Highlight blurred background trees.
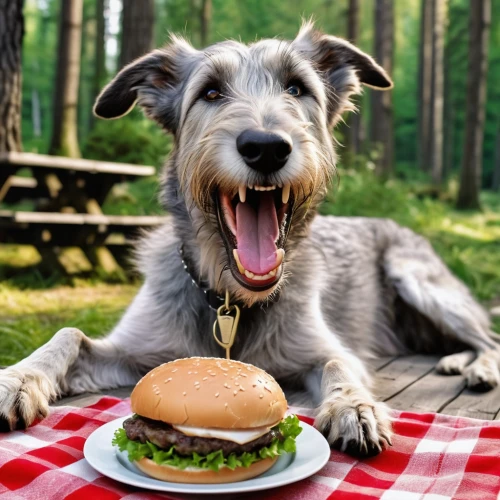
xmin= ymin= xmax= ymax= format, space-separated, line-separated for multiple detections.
xmin=11 ymin=0 xmax=500 ymax=205
xmin=0 ymin=0 xmax=24 ymax=153
xmin=48 ymin=0 xmax=83 ymax=157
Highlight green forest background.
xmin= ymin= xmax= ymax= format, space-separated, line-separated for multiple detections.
xmin=1 ymin=0 xmax=500 ymax=364
xmin=21 ymin=0 xmax=500 ymax=185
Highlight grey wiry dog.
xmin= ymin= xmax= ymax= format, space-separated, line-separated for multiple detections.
xmin=1 ymin=23 xmax=499 ymax=457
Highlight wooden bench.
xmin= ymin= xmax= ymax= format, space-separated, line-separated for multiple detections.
xmin=0 ymin=152 xmax=164 ymax=273
xmin=0 ymin=152 xmax=155 ymax=211
xmin=0 ymin=210 xmax=167 ymax=273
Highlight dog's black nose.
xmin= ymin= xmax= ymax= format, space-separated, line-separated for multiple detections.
xmin=236 ymin=129 xmax=292 ymax=173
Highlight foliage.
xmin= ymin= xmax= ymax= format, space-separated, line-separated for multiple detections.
xmin=83 ymin=112 xmax=171 ymax=168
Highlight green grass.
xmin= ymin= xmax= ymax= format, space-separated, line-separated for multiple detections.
xmin=0 ymin=283 xmax=138 ymax=366
xmin=1 ymin=164 xmax=499 ymax=365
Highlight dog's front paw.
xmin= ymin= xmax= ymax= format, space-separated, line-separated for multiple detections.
xmin=463 ymin=354 xmax=500 ymax=392
xmin=315 ymin=386 xmax=392 ymax=458
xmin=0 ymin=366 xmax=56 ymax=431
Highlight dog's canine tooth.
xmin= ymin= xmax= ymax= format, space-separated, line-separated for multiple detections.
xmin=282 ymin=184 xmax=291 ymax=204
xmin=233 ymin=249 xmax=246 ymax=274
xmin=239 ymin=185 xmax=247 ymax=203
xmin=245 ymin=270 xmax=255 ymax=278
xmin=276 ymin=248 xmax=285 ymax=266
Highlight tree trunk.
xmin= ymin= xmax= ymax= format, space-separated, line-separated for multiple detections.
xmin=345 ymin=0 xmax=362 ymax=156
xmin=0 ymin=0 xmax=24 ymax=153
xmin=370 ymin=0 xmax=394 ymax=177
xmin=49 ymin=0 xmax=83 ymax=158
xmin=492 ymin=129 xmax=500 ymax=191
xmin=119 ymin=0 xmax=154 ymax=68
xmin=200 ymin=0 xmax=212 ymax=47
xmin=93 ymin=0 xmax=106 ymax=104
xmin=430 ymin=0 xmax=445 ymax=185
xmin=456 ymin=0 xmax=491 ymax=210
xmin=418 ymin=0 xmax=433 ymax=171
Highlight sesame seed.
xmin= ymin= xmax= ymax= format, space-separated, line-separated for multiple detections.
xmin=183 ymin=391 xmax=187 ymax=396
xmin=194 ymin=381 xmax=200 ymax=385
xmin=210 ymin=373 xmax=216 ymax=376
xmin=203 ymin=377 xmax=208 ymax=381
xmin=196 ymin=386 xmax=200 ymax=390
xmin=215 ymin=392 xmax=220 ymax=397
xmin=164 ymin=378 xmax=172 ymax=383
xmin=223 ymin=373 xmax=228 ymax=377
xmin=259 ymin=394 xmax=264 ymax=398
xmin=234 ymin=381 xmax=239 ymax=386
xmin=233 ymin=390 xmax=238 ymax=395
xmin=225 ymin=403 xmax=228 ymax=407
xmin=239 ymin=386 xmax=245 ymax=391
xmin=172 ymin=368 xmax=178 ymax=372
xmin=188 ymin=371 xmax=192 ymax=374
xmin=240 ymin=373 xmax=247 ymax=377
xmin=224 ymin=383 xmax=230 ymax=388
xmin=194 ymin=371 xmax=198 ymax=374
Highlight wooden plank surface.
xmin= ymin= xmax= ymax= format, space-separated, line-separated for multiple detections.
xmin=386 ymin=370 xmax=466 ymax=413
xmin=0 ymin=210 xmax=167 ymax=227
xmin=440 ymin=385 xmax=500 ymax=420
xmin=0 ymin=152 xmax=155 ymax=177
xmin=373 ymin=355 xmax=438 ymax=401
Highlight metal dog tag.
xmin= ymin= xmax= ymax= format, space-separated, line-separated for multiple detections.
xmin=213 ymin=304 xmax=240 ymax=359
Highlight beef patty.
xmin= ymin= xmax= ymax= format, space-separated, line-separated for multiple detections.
xmin=123 ymin=415 xmax=282 ymax=456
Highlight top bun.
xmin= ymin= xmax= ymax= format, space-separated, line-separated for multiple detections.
xmin=131 ymin=357 xmax=287 ymax=429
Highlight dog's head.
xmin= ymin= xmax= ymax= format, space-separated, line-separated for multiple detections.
xmin=94 ymin=22 xmax=392 ymax=306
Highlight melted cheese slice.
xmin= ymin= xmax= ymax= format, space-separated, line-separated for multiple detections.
xmin=172 ymin=424 xmax=273 ymax=444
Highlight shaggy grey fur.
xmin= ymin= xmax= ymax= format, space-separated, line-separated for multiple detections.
xmin=1 ymin=22 xmax=499 ymax=458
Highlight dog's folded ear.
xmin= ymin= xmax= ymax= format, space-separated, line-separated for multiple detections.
xmin=293 ymin=22 xmax=393 ymax=90
xmin=94 ymin=36 xmax=198 ymax=129
xmin=292 ymin=21 xmax=392 ymax=124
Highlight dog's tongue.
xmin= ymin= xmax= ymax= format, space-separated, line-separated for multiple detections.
xmin=236 ymin=192 xmax=278 ymax=275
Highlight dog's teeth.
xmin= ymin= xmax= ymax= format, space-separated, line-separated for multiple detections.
xmin=269 ymin=269 xmax=276 ymax=277
xmin=233 ymin=250 xmax=245 ymax=274
xmin=276 ymin=248 xmax=285 ymax=266
xmin=239 ymin=185 xmax=246 ymax=203
xmin=245 ymin=270 xmax=255 ymax=278
xmin=282 ymin=184 xmax=290 ymax=204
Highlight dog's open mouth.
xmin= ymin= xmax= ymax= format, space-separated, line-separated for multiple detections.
xmin=216 ymin=184 xmax=293 ymax=291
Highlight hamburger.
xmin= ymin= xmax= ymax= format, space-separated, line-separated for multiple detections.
xmin=112 ymin=357 xmax=302 ymax=484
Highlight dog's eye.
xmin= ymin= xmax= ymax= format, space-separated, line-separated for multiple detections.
xmin=286 ymin=85 xmax=303 ymax=97
xmin=204 ymin=88 xmax=222 ymax=101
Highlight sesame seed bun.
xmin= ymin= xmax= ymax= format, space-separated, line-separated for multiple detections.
xmin=135 ymin=456 xmax=278 ymax=484
xmin=130 ymin=357 xmax=287 ymax=429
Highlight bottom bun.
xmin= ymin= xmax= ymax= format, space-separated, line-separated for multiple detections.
xmin=135 ymin=456 xmax=278 ymax=484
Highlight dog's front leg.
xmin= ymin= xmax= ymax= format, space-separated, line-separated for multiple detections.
xmin=0 ymin=327 xmax=138 ymax=431
xmin=315 ymin=356 xmax=392 ymax=457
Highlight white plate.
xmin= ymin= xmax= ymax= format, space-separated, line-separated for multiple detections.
xmin=84 ymin=415 xmax=331 ymax=494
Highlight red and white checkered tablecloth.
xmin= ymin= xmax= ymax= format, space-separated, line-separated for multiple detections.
xmin=0 ymin=397 xmax=499 ymax=499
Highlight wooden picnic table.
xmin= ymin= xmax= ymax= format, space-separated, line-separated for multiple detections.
xmin=0 ymin=152 xmax=166 ymax=273
xmin=54 ymin=355 xmax=500 ymax=420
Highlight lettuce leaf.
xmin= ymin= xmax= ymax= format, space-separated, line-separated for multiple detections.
xmin=112 ymin=414 xmax=302 ymax=472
